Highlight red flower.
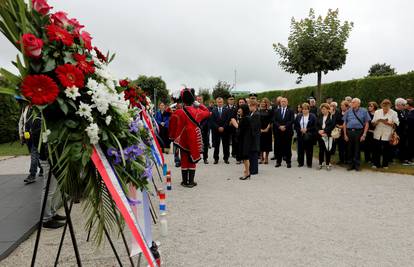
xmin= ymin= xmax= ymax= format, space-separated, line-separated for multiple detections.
xmin=55 ymin=64 xmax=84 ymax=88
xmin=119 ymin=79 xmax=129 ymax=87
xmin=80 ymin=31 xmax=92 ymax=50
xmin=51 ymin=11 xmax=70 ymax=28
xmin=73 ymin=54 xmax=95 ymax=74
xmin=21 ymin=75 xmax=59 ymax=105
xmin=46 ymin=24 xmax=74 ymax=46
xmin=32 ymin=0 xmax=52 ymax=16
xmin=21 ymin=33 xmax=43 ymax=58
xmin=93 ymin=47 xmax=107 ymax=62
xmin=69 ymin=18 xmax=84 ymax=35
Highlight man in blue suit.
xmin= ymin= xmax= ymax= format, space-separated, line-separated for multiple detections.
xmin=210 ymin=97 xmax=231 ymax=164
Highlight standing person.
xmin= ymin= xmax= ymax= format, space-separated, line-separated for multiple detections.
xmin=249 ymin=101 xmax=261 ymax=175
xmin=406 ymin=99 xmax=414 ymax=164
xmin=259 ymin=98 xmax=272 ymax=164
xmin=155 ymin=102 xmax=171 ymax=154
xmin=294 ymin=103 xmax=317 ymax=168
xmin=309 ymin=98 xmax=318 ymax=116
xmin=169 ymin=88 xmax=210 ymax=188
xmin=271 ymin=96 xmax=283 ymax=160
xmin=226 ymin=95 xmax=238 ymax=159
xmin=317 ymin=103 xmax=336 ymax=170
xmin=371 ymin=99 xmax=399 ymax=169
xmin=274 ymin=97 xmax=295 ymax=168
xmin=329 ymin=101 xmax=339 ymax=158
xmin=345 ymin=96 xmax=353 ymax=104
xmin=196 ymin=96 xmax=211 ymax=164
xmin=232 ymin=98 xmax=247 ymax=164
xmin=210 ymin=97 xmax=231 ymax=164
xmin=394 ymin=98 xmax=409 ymax=165
xmin=336 ymin=101 xmax=349 ymax=165
xmin=234 ymin=104 xmax=252 ymax=180
xmin=343 ymin=98 xmax=371 ymax=171
xmin=18 ymin=104 xmax=43 ymax=184
xmin=364 ymin=101 xmax=378 ymax=164
xmin=249 ymin=93 xmax=258 ymax=103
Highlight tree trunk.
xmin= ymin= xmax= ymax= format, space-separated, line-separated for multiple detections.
xmin=317 ymin=71 xmax=322 ymax=102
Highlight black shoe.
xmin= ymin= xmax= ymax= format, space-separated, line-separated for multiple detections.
xmin=187 ymin=170 xmax=197 ymax=187
xmin=347 ymin=166 xmax=355 ymax=171
xmin=214 ymin=160 xmax=219 ymax=164
xmin=271 ymin=156 xmax=276 ymax=160
xmin=175 ymin=162 xmax=181 ymax=168
xmin=239 ymin=175 xmax=251 ymax=180
xmin=24 ymin=175 xmax=36 ymax=184
xmin=43 ymin=220 xmax=65 ymax=229
xmin=204 ymin=159 xmax=209 ymax=164
xmin=307 ymin=165 xmax=312 ymax=168
xmin=287 ymin=163 xmax=292 ymax=168
xmin=275 ymin=163 xmax=281 ymax=168
xmin=298 ymin=164 xmax=304 ymax=167
xmin=38 ymin=172 xmax=44 ymax=178
xmin=224 ymin=160 xmax=230 ymax=164
xmin=355 ymin=167 xmax=361 ymax=171
xmin=181 ymin=170 xmax=189 ymax=187
xmin=52 ymin=214 xmax=66 ymax=221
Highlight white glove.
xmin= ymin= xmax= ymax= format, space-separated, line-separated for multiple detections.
xmin=193 ymin=101 xmax=200 ymax=107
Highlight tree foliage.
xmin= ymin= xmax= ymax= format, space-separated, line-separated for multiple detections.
xmin=0 ymin=76 xmax=20 ymax=143
xmin=197 ymin=88 xmax=211 ymax=104
xmin=274 ymin=8 xmax=353 ymax=101
xmin=367 ymin=63 xmax=397 ymax=77
xmin=133 ymin=75 xmax=170 ymax=105
xmin=212 ymin=80 xmax=232 ymax=99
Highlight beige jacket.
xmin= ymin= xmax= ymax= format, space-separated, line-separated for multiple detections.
xmin=372 ymin=109 xmax=399 ymax=141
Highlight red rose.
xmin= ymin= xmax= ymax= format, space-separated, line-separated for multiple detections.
xmin=32 ymin=0 xmax=52 ymax=16
xmin=21 ymin=75 xmax=59 ymax=105
xmin=69 ymin=18 xmax=84 ymax=35
xmin=51 ymin=11 xmax=70 ymax=28
xmin=55 ymin=64 xmax=84 ymax=88
xmin=46 ymin=24 xmax=74 ymax=46
xmin=80 ymin=31 xmax=92 ymax=50
xmin=21 ymin=33 xmax=43 ymax=58
xmin=119 ymin=79 xmax=129 ymax=87
xmin=73 ymin=53 xmax=95 ymax=74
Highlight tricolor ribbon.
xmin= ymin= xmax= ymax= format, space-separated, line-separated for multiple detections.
xmin=140 ymin=107 xmax=165 ymax=166
xmin=91 ymin=145 xmax=157 ymax=267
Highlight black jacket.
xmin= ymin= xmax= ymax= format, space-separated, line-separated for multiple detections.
xmin=317 ymin=113 xmax=336 ymax=137
xmin=209 ymin=106 xmax=231 ymax=132
xmin=273 ymin=107 xmax=295 ymax=135
xmin=294 ymin=113 xmax=317 ymax=141
xmin=249 ymin=111 xmax=261 ymax=152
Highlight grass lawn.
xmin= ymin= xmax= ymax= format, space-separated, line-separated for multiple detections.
xmin=0 ymin=142 xmax=29 ymax=157
xmin=292 ymin=142 xmax=414 ymax=176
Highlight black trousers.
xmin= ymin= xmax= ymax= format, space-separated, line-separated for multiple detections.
xmin=201 ymin=127 xmax=209 ymax=160
xmin=213 ymin=131 xmax=230 ymax=161
xmin=275 ymin=132 xmax=292 ymax=164
xmin=318 ymin=138 xmax=331 ymax=165
xmin=363 ymin=131 xmax=375 ymax=163
xmin=337 ymin=136 xmax=348 ymax=164
xmin=249 ymin=151 xmax=259 ymax=175
xmin=373 ymin=139 xmax=391 ymax=167
xmin=347 ymin=129 xmax=363 ymax=168
xmin=297 ymin=138 xmax=313 ymax=167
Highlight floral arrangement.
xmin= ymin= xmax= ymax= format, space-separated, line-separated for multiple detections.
xmin=0 ymin=0 xmax=154 ymax=243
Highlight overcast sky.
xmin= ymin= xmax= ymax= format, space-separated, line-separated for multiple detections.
xmin=1 ymin=0 xmax=413 ymax=93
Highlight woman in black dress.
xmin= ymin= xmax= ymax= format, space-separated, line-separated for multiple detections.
xmin=231 ymin=98 xmax=247 ymax=164
xmin=259 ymin=98 xmax=272 ymax=164
xmin=234 ymin=104 xmax=252 ymax=180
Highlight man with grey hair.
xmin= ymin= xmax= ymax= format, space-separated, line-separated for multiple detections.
xmin=345 ymin=96 xmax=352 ymax=104
xmin=343 ymin=98 xmax=371 ymax=171
xmin=394 ymin=98 xmax=410 ymax=164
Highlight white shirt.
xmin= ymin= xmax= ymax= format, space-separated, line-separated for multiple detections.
xmin=301 ymin=114 xmax=309 ymax=129
xmin=322 ymin=115 xmax=328 ymax=129
xmin=372 ymin=109 xmax=399 ymax=141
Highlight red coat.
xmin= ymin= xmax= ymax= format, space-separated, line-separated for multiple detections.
xmin=169 ymin=104 xmax=210 ymax=162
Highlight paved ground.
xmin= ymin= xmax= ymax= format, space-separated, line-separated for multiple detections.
xmin=1 ymin=153 xmax=414 ymax=266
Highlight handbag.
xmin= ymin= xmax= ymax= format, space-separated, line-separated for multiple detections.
xmin=331 ymin=127 xmax=341 ymax=139
xmin=389 ymin=131 xmax=400 ymax=146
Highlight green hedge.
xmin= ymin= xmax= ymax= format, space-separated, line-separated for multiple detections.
xmin=0 ymin=94 xmax=20 ymax=144
xmin=257 ymin=73 xmax=414 ymax=108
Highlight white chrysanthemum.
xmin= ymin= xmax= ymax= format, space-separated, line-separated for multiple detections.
xmin=64 ymin=86 xmax=80 ymax=100
xmin=87 ymin=78 xmax=99 ymax=91
xmin=76 ymin=102 xmax=92 ymax=120
xmin=105 ymin=116 xmax=112 ymax=126
xmin=85 ymin=123 xmax=99 ymax=144
xmin=106 ymin=79 xmax=115 ymax=91
xmin=91 ymin=91 xmax=110 ymax=115
xmin=42 ymin=129 xmax=51 ymax=143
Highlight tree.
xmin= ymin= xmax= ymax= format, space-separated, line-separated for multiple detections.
xmin=274 ymin=9 xmax=353 ymax=101
xmin=367 ymin=63 xmax=397 ymax=77
xmin=212 ymin=80 xmax=232 ymax=100
xmin=133 ymin=75 xmax=170 ymax=105
xmin=0 ymin=76 xmax=20 ymax=143
xmin=197 ymin=88 xmax=211 ymax=104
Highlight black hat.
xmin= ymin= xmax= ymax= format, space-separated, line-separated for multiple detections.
xmin=249 ymin=93 xmax=258 ymax=97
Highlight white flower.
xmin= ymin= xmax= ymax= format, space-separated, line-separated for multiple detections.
xmin=87 ymin=78 xmax=99 ymax=91
xmin=105 ymin=116 xmax=112 ymax=126
xmin=76 ymin=102 xmax=93 ymax=120
xmin=64 ymin=86 xmax=80 ymax=100
xmin=42 ymin=129 xmax=51 ymax=143
xmin=91 ymin=91 xmax=110 ymax=115
xmin=85 ymin=123 xmax=99 ymax=144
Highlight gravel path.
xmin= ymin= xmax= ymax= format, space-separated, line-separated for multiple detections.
xmin=2 ymin=153 xmax=414 ymax=266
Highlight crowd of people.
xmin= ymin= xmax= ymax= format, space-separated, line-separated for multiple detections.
xmin=155 ymin=93 xmax=414 ymax=182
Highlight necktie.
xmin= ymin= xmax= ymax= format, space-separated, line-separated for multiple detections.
xmin=219 ymin=108 xmax=222 ymax=117
xmin=282 ymin=108 xmax=285 ymax=119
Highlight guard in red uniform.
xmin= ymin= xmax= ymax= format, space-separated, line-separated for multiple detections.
xmin=169 ymin=88 xmax=210 ymax=188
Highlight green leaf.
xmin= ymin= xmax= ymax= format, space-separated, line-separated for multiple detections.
xmin=0 ymin=68 xmax=21 ymax=86
xmin=101 ymin=130 xmax=108 ymax=141
xmin=57 ymin=97 xmax=68 ymax=115
xmin=81 ymin=147 xmax=92 ymax=167
xmin=65 ymin=120 xmax=79 ymax=129
xmin=0 ymin=86 xmax=17 ymax=96
xmin=69 ymin=132 xmax=83 ymax=141
xmin=43 ymin=58 xmax=56 ymax=72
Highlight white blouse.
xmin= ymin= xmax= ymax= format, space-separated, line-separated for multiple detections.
xmin=301 ymin=114 xmax=309 ymax=129
xmin=372 ymin=109 xmax=399 ymax=141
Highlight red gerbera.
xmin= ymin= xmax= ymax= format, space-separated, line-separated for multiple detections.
xmin=119 ymin=79 xmax=129 ymax=87
xmin=21 ymin=75 xmax=59 ymax=105
xmin=55 ymin=64 xmax=84 ymax=88
xmin=80 ymin=31 xmax=92 ymax=50
xmin=73 ymin=54 xmax=95 ymax=74
xmin=46 ymin=24 xmax=74 ymax=46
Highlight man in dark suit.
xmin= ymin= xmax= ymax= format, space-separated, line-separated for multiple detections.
xmin=271 ymin=96 xmax=282 ymax=160
xmin=226 ymin=95 xmax=238 ymax=158
xmin=196 ymin=95 xmax=211 ymax=164
xmin=274 ymin=97 xmax=295 ymax=168
xmin=210 ymin=97 xmax=231 ymax=164
xmin=249 ymin=101 xmax=261 ymax=175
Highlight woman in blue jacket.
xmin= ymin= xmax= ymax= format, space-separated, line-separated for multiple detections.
xmin=155 ymin=102 xmax=171 ymax=153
